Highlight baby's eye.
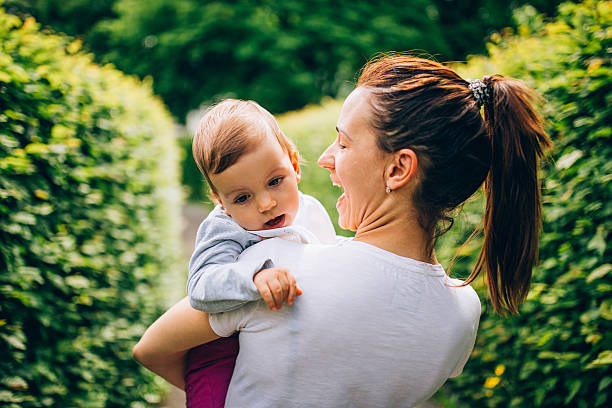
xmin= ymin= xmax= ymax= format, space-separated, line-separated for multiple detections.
xmin=268 ymin=177 xmax=283 ymax=186
xmin=234 ymin=194 xmax=250 ymax=204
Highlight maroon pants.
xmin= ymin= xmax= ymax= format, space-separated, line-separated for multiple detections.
xmin=184 ymin=335 xmax=239 ymax=408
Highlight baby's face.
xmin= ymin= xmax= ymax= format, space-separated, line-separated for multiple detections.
xmin=210 ymin=135 xmax=301 ymax=231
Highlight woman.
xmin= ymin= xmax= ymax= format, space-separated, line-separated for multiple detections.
xmin=135 ymin=54 xmax=550 ymax=407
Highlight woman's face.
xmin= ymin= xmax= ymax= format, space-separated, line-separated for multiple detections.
xmin=318 ymin=87 xmax=389 ymax=231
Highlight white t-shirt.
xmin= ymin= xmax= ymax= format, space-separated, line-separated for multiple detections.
xmin=210 ymin=239 xmax=481 ymax=408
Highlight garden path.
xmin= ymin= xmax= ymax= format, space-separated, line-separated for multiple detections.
xmin=160 ymin=204 xmax=205 ymax=408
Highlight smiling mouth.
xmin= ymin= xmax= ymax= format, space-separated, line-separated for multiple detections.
xmin=263 ymin=214 xmax=285 ymax=229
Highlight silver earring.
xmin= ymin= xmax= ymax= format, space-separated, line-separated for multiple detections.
xmin=385 ymin=186 xmax=391 ymax=193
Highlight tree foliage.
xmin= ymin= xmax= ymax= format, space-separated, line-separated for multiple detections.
xmin=0 ymin=9 xmax=182 ymax=406
xmin=6 ymin=0 xmax=564 ymax=120
xmin=87 ymin=0 xmax=449 ymax=118
xmin=435 ymin=1 xmax=612 ymax=406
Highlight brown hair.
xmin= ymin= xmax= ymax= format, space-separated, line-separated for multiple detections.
xmin=358 ymin=54 xmax=552 ymax=314
xmin=192 ymin=99 xmax=297 ymax=194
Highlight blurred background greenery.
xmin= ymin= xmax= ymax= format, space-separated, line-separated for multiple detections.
xmin=1 ymin=0 xmax=610 ymax=407
xmin=4 ymin=0 xmax=564 ymax=119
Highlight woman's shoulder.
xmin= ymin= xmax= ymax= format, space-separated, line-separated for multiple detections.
xmin=443 ymin=276 xmax=482 ymax=321
xmin=238 ymin=236 xmax=344 ymax=267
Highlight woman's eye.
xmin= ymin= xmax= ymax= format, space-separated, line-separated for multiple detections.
xmin=269 ymin=177 xmax=283 ymax=186
xmin=234 ymin=194 xmax=250 ymax=204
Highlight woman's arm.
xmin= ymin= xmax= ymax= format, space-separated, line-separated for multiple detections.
xmin=132 ymin=297 xmax=220 ymax=389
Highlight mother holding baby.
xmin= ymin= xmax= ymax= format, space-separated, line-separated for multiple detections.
xmin=135 ymin=54 xmax=550 ymax=407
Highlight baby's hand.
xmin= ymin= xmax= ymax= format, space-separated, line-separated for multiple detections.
xmin=253 ymin=267 xmax=302 ymax=311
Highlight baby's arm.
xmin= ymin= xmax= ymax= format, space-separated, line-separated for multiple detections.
xmin=188 ymin=207 xmax=301 ymax=312
xmin=132 ymin=297 xmax=219 ymax=389
xmin=187 ymin=208 xmax=270 ymax=312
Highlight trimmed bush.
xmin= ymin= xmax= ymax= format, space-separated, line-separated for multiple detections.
xmin=0 ymin=9 xmax=182 ymax=407
xmin=435 ymin=1 xmax=612 ymax=406
xmin=179 ymin=134 xmax=209 ymax=205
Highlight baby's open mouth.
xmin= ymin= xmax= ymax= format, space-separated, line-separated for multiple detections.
xmin=264 ymin=214 xmax=285 ymax=229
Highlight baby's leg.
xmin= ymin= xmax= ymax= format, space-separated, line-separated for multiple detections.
xmin=133 ymin=297 xmax=221 ymax=389
xmin=185 ymin=335 xmax=239 ymax=408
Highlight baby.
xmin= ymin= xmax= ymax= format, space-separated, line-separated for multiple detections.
xmin=188 ymin=99 xmax=336 ymax=314
xmin=135 ymin=99 xmax=336 ymax=407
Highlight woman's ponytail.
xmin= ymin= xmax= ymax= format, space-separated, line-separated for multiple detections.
xmin=357 ymin=55 xmax=552 ymax=314
xmin=467 ymin=75 xmax=552 ymax=314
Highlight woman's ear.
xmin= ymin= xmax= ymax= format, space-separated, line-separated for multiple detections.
xmin=386 ymin=148 xmax=419 ymax=191
xmin=289 ymin=150 xmax=301 ymax=183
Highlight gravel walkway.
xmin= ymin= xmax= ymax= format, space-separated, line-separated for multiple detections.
xmin=160 ymin=204 xmax=442 ymax=408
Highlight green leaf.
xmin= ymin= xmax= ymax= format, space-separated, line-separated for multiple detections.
xmin=587 ymin=350 xmax=612 ymax=369
xmin=599 ymin=377 xmax=612 ymax=392
xmin=3 ymin=377 xmax=28 ymax=391
xmin=587 ymin=264 xmax=612 ymax=283
xmin=11 ymin=212 xmax=36 ymax=225
xmin=587 ymin=226 xmax=607 ymax=256
xmin=1 ymin=333 xmax=26 ymax=350
xmin=600 ymin=299 xmax=612 ymax=320
xmin=64 ymin=275 xmax=90 ymax=289
xmin=565 ymin=380 xmax=581 ymax=404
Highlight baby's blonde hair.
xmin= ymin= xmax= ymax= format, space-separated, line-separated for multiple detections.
xmin=192 ymin=99 xmax=297 ymax=194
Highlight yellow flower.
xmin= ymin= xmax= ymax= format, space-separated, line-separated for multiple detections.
xmin=485 ymin=390 xmax=493 ymax=397
xmin=34 ymin=189 xmax=49 ymax=200
xmin=588 ymin=58 xmax=603 ymax=73
xmin=67 ymin=39 xmax=82 ymax=54
xmin=65 ymin=138 xmax=82 ymax=148
xmin=484 ymin=377 xmax=501 ymax=388
xmin=495 ymin=364 xmax=506 ymax=376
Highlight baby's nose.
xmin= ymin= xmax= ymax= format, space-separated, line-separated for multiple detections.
xmin=257 ymin=194 xmax=276 ymax=212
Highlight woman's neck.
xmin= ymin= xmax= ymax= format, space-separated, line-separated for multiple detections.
xmin=353 ymin=201 xmax=437 ymax=265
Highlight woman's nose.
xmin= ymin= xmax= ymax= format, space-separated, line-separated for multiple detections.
xmin=257 ymin=193 xmax=276 ymax=213
xmin=317 ymin=145 xmax=334 ymax=170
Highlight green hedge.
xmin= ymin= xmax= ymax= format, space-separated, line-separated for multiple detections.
xmin=0 ymin=9 xmax=183 ymax=407
xmin=434 ymin=1 xmax=612 ymax=406
xmin=179 ymin=134 xmax=209 ymax=205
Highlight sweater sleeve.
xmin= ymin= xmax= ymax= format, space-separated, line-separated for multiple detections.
xmin=187 ymin=207 xmax=272 ymax=313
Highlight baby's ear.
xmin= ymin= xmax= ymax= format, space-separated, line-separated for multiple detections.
xmin=211 ymin=191 xmax=231 ymax=215
xmin=289 ymin=150 xmax=301 ymax=182
xmin=210 ymin=190 xmax=223 ymax=208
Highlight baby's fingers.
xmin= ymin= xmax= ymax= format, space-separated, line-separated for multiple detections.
xmin=267 ymin=280 xmax=285 ymax=310
xmin=286 ymin=275 xmax=299 ymax=306
xmin=256 ymin=282 xmax=277 ymax=310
